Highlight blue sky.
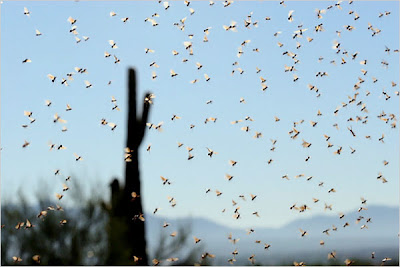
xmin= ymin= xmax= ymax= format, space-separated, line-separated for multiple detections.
xmin=1 ymin=0 xmax=399 ymax=229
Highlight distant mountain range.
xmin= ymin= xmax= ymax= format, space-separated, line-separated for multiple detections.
xmin=145 ymin=205 xmax=399 ymax=265
xmin=2 ymin=203 xmax=397 ymax=265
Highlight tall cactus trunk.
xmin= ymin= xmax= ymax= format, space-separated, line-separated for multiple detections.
xmin=107 ymin=68 xmax=151 ymax=265
xmin=124 ymin=68 xmax=150 ymax=265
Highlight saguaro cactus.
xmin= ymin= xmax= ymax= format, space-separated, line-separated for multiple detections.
xmin=107 ymin=68 xmax=151 ymax=265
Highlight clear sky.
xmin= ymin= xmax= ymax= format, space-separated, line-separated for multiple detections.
xmin=1 ymin=0 xmax=399 ymax=229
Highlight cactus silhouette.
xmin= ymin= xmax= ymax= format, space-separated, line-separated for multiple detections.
xmin=107 ymin=68 xmax=151 ymax=265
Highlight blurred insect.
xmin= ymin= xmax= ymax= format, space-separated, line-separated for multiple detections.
xmin=206 ymin=147 xmax=217 ymax=157
xmin=13 ymin=256 xmax=22 ymax=263
xmin=47 ymin=74 xmax=56 ymax=82
xmin=67 ymin=16 xmax=77 ymax=24
xmin=161 ymin=176 xmax=171 ymax=185
xmin=299 ymin=228 xmax=307 ymax=237
xmin=32 ymin=255 xmax=40 ymax=264
xmin=23 ymin=7 xmax=30 ymax=16
xmin=22 ymin=140 xmax=30 ymax=148
xmin=74 ymin=153 xmax=83 ymax=161
xmin=328 ymin=251 xmax=337 ymax=259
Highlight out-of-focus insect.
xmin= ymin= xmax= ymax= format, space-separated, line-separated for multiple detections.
xmin=161 ymin=176 xmax=171 ymax=185
xmin=13 ymin=256 xmax=22 ymax=263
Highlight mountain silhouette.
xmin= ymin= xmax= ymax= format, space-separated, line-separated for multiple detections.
xmin=145 ymin=205 xmax=399 ymax=265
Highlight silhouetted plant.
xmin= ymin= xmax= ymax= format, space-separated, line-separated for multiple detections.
xmin=105 ymin=68 xmax=152 ymax=265
xmin=1 ymin=179 xmax=108 ymax=265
